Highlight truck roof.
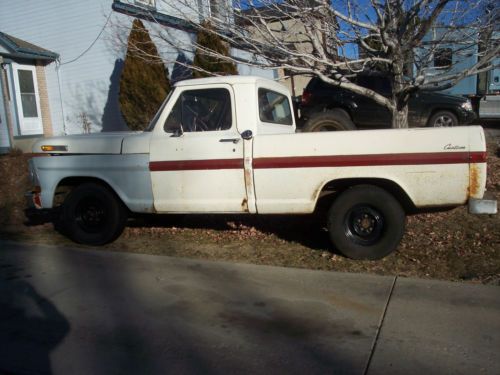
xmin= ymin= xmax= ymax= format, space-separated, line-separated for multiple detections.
xmin=174 ymin=75 xmax=287 ymax=92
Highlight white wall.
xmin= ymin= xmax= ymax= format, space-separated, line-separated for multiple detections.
xmin=0 ymin=0 xmax=276 ymax=134
xmin=0 ymin=0 xmax=133 ymax=134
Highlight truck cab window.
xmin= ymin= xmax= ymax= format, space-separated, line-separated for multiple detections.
xmin=164 ymin=88 xmax=232 ymax=132
xmin=258 ymin=88 xmax=293 ymax=125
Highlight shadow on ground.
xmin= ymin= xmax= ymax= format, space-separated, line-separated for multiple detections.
xmin=0 ymin=274 xmax=70 ymax=374
xmin=129 ymin=213 xmax=334 ymax=252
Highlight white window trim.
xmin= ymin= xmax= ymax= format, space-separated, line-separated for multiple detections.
xmin=12 ymin=63 xmax=43 ymax=136
xmin=135 ymin=0 xmax=156 ymax=8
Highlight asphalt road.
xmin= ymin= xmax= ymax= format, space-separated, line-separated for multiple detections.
xmin=1 ymin=240 xmax=499 ymax=375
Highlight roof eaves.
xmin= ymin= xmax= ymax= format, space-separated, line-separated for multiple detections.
xmin=0 ymin=31 xmax=59 ymax=60
xmin=112 ymin=1 xmax=197 ymax=33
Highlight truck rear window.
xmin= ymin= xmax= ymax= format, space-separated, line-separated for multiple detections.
xmin=258 ymin=88 xmax=293 ymax=125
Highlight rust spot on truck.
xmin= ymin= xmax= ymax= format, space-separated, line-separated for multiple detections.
xmin=241 ymin=198 xmax=249 ymax=212
xmin=311 ymin=184 xmax=323 ymax=202
xmin=242 ymin=166 xmax=252 ymax=212
xmin=244 ymin=168 xmax=253 ymax=190
xmin=469 ymin=163 xmax=480 ymax=198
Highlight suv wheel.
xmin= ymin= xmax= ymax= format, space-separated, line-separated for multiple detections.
xmin=428 ymin=110 xmax=458 ymax=127
xmin=303 ymin=110 xmax=357 ymax=132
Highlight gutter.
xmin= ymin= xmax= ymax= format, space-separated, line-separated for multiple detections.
xmin=111 ymin=1 xmax=197 ymax=33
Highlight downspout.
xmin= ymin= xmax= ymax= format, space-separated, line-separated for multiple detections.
xmin=55 ymin=59 xmax=67 ymax=135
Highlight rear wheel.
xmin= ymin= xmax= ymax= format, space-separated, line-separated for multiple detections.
xmin=327 ymin=185 xmax=405 ymax=260
xmin=303 ymin=110 xmax=356 ymax=132
xmin=428 ymin=110 xmax=458 ymax=127
xmin=60 ymin=183 xmax=127 ymax=245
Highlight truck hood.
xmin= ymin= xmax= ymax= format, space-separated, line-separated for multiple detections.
xmin=419 ymin=91 xmax=468 ymax=104
xmin=32 ymin=132 xmax=141 ymax=155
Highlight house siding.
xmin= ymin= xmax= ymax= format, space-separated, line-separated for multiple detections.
xmin=420 ymin=27 xmax=479 ymax=97
xmin=0 ymin=0 xmax=274 ymax=136
xmin=0 ymin=0 xmax=131 ymax=134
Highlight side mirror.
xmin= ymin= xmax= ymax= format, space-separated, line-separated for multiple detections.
xmin=241 ymin=130 xmax=253 ymax=140
xmin=171 ymin=126 xmax=184 ymax=137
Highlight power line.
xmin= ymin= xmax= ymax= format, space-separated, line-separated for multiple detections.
xmin=60 ymin=11 xmax=112 ymax=66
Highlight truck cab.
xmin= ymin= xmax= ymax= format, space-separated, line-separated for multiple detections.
xmin=147 ymin=76 xmax=295 ymax=213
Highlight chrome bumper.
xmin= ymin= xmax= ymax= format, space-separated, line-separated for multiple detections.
xmin=468 ymin=198 xmax=498 ymax=214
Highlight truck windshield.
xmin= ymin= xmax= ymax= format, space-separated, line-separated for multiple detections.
xmin=144 ymin=88 xmax=176 ymax=132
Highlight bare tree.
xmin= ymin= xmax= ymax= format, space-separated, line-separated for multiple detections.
xmin=113 ymin=0 xmax=500 ymax=128
xmin=77 ymin=112 xmax=93 ymax=134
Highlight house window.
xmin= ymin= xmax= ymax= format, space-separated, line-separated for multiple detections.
xmin=434 ymin=48 xmax=452 ymax=68
xmin=18 ymin=70 xmax=38 ymax=118
xmin=210 ymin=0 xmax=221 ymax=18
xmin=210 ymin=0 xmax=231 ymax=21
xmin=135 ymin=0 xmax=155 ymax=8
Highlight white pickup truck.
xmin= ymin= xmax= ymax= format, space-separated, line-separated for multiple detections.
xmin=27 ymin=76 xmax=496 ymax=259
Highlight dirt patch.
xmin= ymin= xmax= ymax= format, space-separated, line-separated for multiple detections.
xmin=0 ymin=150 xmax=31 ymax=226
xmin=1 ymin=132 xmax=499 ymax=285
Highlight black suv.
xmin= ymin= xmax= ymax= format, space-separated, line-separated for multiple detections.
xmin=299 ymin=73 xmax=477 ymax=131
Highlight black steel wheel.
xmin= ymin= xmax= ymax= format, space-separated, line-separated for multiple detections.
xmin=328 ymin=185 xmax=405 ymax=260
xmin=344 ymin=205 xmax=385 ymax=246
xmin=61 ymin=183 xmax=127 ymax=245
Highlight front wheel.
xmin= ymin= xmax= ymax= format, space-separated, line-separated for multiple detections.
xmin=428 ymin=110 xmax=458 ymax=127
xmin=60 ymin=183 xmax=127 ymax=245
xmin=327 ymin=185 xmax=405 ymax=260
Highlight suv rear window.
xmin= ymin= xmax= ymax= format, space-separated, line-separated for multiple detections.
xmin=306 ymin=77 xmax=336 ymax=90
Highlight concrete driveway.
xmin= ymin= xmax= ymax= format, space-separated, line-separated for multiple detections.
xmin=1 ymin=240 xmax=499 ymax=375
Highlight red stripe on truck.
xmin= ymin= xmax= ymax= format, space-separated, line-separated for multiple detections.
xmin=149 ymin=152 xmax=486 ymax=171
xmin=149 ymin=158 xmax=244 ymax=171
xmin=253 ymin=151 xmax=486 ymax=169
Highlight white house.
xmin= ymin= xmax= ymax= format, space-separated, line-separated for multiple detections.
xmin=0 ymin=0 xmax=273 ymax=153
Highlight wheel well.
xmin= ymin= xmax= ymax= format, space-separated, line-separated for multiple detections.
xmin=315 ymin=178 xmax=416 ymax=214
xmin=325 ymin=105 xmax=353 ymax=120
xmin=54 ymin=177 xmax=124 ymax=208
xmin=426 ymin=108 xmax=458 ymax=126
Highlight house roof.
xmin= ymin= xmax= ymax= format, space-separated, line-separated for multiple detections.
xmin=0 ymin=31 xmax=59 ymax=60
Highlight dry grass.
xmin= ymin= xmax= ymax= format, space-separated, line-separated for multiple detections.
xmin=1 ymin=130 xmax=499 ymax=284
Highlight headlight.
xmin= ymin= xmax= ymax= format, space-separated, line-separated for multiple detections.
xmin=461 ymin=100 xmax=473 ymax=111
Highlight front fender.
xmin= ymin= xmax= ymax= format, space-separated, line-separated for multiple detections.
xmin=31 ymin=154 xmax=154 ymax=213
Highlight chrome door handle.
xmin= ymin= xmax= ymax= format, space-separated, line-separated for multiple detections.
xmin=219 ymin=138 xmax=240 ymax=144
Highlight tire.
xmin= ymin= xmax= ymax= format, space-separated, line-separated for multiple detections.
xmin=60 ymin=183 xmax=127 ymax=245
xmin=428 ymin=110 xmax=458 ymax=127
xmin=327 ymin=185 xmax=405 ymax=260
xmin=303 ymin=110 xmax=357 ymax=132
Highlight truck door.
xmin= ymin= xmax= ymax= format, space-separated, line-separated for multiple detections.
xmin=149 ymin=85 xmax=252 ymax=213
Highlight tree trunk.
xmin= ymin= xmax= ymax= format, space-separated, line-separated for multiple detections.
xmin=391 ymin=104 xmax=409 ymax=128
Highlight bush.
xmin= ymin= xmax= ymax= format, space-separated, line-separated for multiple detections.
xmin=192 ymin=21 xmax=238 ymax=78
xmin=119 ymin=19 xmax=171 ymax=131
